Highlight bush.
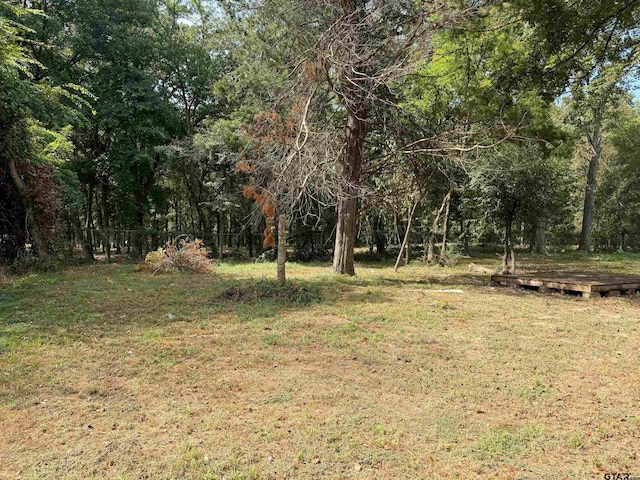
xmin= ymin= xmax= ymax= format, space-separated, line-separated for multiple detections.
xmin=439 ymin=244 xmax=462 ymax=267
xmin=254 ymin=249 xmax=277 ymax=263
xmin=139 ymin=239 xmax=214 ymax=274
xmin=9 ymin=253 xmax=61 ymax=274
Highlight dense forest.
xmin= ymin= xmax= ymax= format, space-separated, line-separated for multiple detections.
xmin=2 ymin=0 xmax=640 ymax=277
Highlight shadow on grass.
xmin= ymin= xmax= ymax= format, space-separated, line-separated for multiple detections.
xmin=0 ymin=264 xmax=352 ymax=348
xmin=1 ymin=260 xmax=484 ymax=349
xmin=340 ymin=273 xmax=488 ymax=289
xmin=5 ymin=253 xmax=636 ymax=350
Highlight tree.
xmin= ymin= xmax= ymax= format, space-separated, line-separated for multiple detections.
xmin=242 ymin=97 xmax=340 ymax=284
xmin=511 ymin=0 xmax=640 ymax=252
xmin=0 ymin=1 xmax=63 ymax=260
xmin=463 ymin=143 xmax=575 ymax=273
xmin=566 ymin=72 xmax=632 ymax=253
xmin=26 ymin=0 xmax=187 ymax=259
xmin=593 ymin=103 xmax=640 ymax=251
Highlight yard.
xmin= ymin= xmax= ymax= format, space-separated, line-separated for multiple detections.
xmin=1 ymin=254 xmax=639 ymax=479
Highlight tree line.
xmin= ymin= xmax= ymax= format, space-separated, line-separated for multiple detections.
xmin=2 ymin=0 xmax=640 ymax=280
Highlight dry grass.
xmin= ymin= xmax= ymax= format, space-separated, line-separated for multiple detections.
xmin=1 ymin=253 xmax=639 ymax=479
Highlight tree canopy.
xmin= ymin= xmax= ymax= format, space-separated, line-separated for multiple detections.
xmin=2 ymin=0 xmax=640 ymax=278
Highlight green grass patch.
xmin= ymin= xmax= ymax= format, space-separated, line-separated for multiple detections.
xmin=473 ymin=424 xmax=547 ymax=461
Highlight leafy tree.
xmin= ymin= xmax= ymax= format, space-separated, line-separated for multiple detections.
xmin=593 ymin=104 xmax=640 ymax=251
xmin=0 ymin=1 xmax=75 ymax=260
xmin=512 ymin=0 xmax=640 ymax=252
xmin=463 ymin=143 xmax=575 ymax=273
xmin=26 ymin=0 xmax=187 ymax=259
xmin=565 ymin=73 xmax=634 ymax=253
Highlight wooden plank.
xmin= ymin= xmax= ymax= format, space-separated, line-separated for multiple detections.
xmin=490 ymin=272 xmax=640 ymax=297
xmin=592 ymin=283 xmax=640 ymax=292
xmin=492 ymin=273 xmax=640 ymax=282
xmin=490 ymin=275 xmax=591 ymax=292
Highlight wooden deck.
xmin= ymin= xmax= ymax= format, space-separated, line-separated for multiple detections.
xmin=491 ymin=272 xmax=640 ymax=298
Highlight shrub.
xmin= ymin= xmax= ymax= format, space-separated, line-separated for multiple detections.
xmin=254 ymin=249 xmax=277 ymax=263
xmin=9 ymin=253 xmax=61 ymax=274
xmin=439 ymin=244 xmax=462 ymax=267
xmin=139 ymin=239 xmax=214 ymax=274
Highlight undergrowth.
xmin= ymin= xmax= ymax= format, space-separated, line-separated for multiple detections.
xmin=218 ymin=278 xmax=323 ymax=305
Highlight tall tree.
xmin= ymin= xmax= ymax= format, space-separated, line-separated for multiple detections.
xmin=568 ymin=72 xmax=633 ymax=253
xmin=27 ymin=0 xmax=185 ymax=258
xmin=0 ymin=1 xmax=75 ymax=259
xmin=221 ymin=0 xmax=483 ymax=274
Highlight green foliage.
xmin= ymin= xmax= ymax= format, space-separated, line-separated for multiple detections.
xmin=4 ymin=0 xmax=640 ymax=265
xmin=0 ymin=1 xmax=42 ymax=74
xmin=593 ymin=104 xmax=640 ymax=251
xmin=463 ymin=142 xmax=577 ymax=246
xmin=8 ymin=254 xmax=62 ymax=274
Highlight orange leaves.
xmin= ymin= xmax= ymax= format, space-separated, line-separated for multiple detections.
xmin=261 ymin=200 xmax=275 ymax=217
xmin=301 ymin=60 xmax=322 ymax=83
xmin=254 ymin=191 xmax=267 ymax=204
xmin=243 ymin=184 xmax=272 ymax=213
xmin=239 ymin=107 xmax=303 ymax=250
xmin=236 ymin=160 xmax=255 ymax=173
xmin=242 ymin=185 xmax=256 ymax=199
xmin=242 ymin=182 xmax=276 ymax=248
xmin=254 ymin=111 xmax=280 ymax=124
xmin=263 ymin=219 xmax=276 ymax=249
xmin=248 ymin=110 xmax=298 ymax=147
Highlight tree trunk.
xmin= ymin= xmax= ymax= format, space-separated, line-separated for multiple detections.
xmin=333 ymin=103 xmax=366 ymax=275
xmin=461 ymin=219 xmax=471 ymax=256
xmin=98 ymin=180 xmax=111 ymax=263
xmin=217 ymin=211 xmax=224 ymax=260
xmin=402 ymin=208 xmax=411 ymax=265
xmin=95 ymin=192 xmax=105 ymax=254
xmin=393 ymin=212 xmax=401 ymax=246
xmin=72 ymin=212 xmax=95 ymax=262
xmin=247 ymin=223 xmax=254 ymax=258
xmin=426 ymin=233 xmax=436 ymax=264
xmin=131 ymin=200 xmax=145 ymax=260
xmin=578 ymin=117 xmax=602 ymax=253
xmin=334 ymin=197 xmax=358 ymax=275
xmin=502 ymin=217 xmax=516 ymax=274
xmin=152 ymin=211 xmax=159 ymax=251
xmin=277 ymin=213 xmax=287 ymax=285
xmin=85 ymin=184 xmax=95 ymax=254
xmin=438 ymin=191 xmax=452 ymax=267
xmin=531 ymin=219 xmax=547 ymax=254
xmin=130 ymin=154 xmax=159 ymax=259
xmin=373 ymin=213 xmax=386 ymax=255
xmin=6 ymin=156 xmax=49 ymax=259
xmin=426 ymin=189 xmax=452 ymax=265
xmin=115 ymin=224 xmax=122 ymax=255
xmin=394 ymin=199 xmax=419 ymax=272
xmin=66 ymin=216 xmax=74 ymax=255
xmin=175 ymin=198 xmax=180 ymax=232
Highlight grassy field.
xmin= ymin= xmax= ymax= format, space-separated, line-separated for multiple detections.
xmin=1 ymin=253 xmax=639 ymax=479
